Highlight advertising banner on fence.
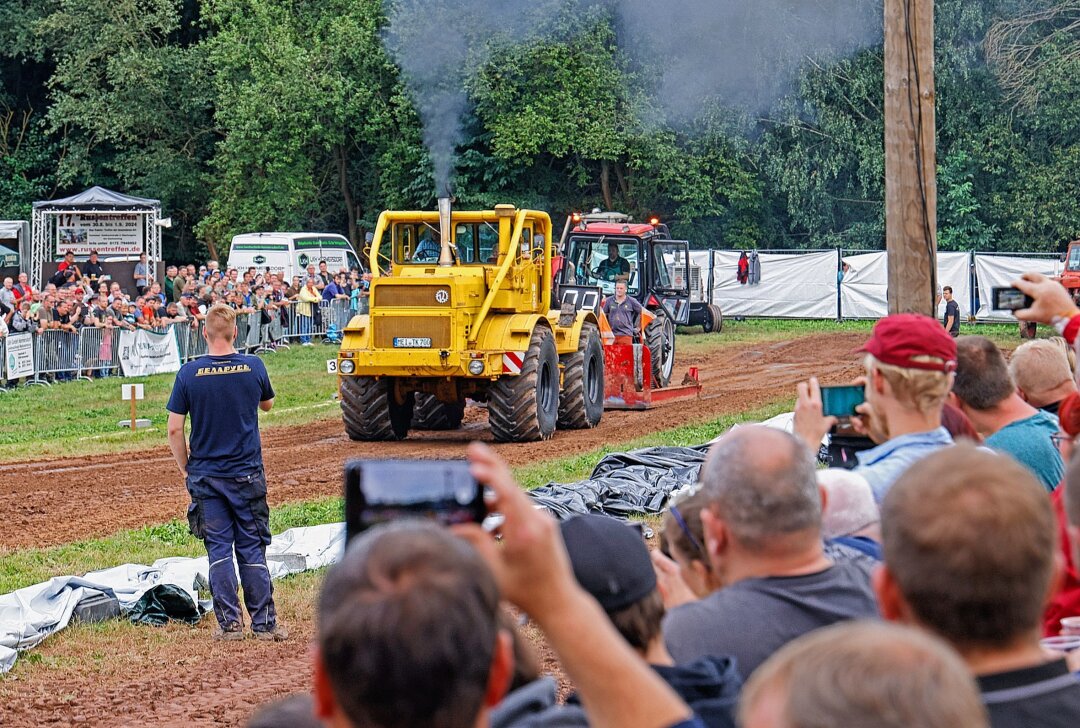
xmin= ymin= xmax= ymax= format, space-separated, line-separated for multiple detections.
xmin=5 ymin=333 xmax=34 ymax=379
xmin=118 ymin=328 xmax=181 ymax=377
xmin=55 ymin=213 xmax=144 ymax=255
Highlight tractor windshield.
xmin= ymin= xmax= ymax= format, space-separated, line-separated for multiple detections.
xmin=389 ymin=221 xmax=519 ymax=266
xmin=1068 ymin=245 xmax=1080 ymax=272
xmin=563 ymin=236 xmax=640 ymax=296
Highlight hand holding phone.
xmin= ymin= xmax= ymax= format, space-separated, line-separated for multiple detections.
xmin=345 ymin=459 xmax=486 ymax=543
xmin=820 ymin=384 xmax=866 ymax=418
xmin=991 ymin=286 xmax=1034 ymax=312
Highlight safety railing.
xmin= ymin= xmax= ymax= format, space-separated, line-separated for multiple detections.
xmin=0 ymin=298 xmax=361 ymax=386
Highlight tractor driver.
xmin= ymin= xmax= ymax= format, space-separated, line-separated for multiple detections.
xmin=412 ymin=228 xmax=442 ymax=263
xmin=595 ymin=243 xmax=631 ymax=282
xmin=602 ymin=278 xmax=644 ymax=345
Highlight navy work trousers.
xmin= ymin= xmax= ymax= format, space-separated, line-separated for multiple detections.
xmin=186 ymin=471 xmax=277 ymax=633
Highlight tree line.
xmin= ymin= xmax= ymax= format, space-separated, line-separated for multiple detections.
xmin=0 ymin=0 xmax=1077 ymax=263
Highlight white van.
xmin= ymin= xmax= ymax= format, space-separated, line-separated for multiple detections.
xmin=226 ymin=232 xmax=364 ymax=282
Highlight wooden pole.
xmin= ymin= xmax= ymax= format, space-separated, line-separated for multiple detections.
xmin=884 ymin=0 xmax=937 ymax=316
xmin=130 ymin=396 xmax=137 ymax=431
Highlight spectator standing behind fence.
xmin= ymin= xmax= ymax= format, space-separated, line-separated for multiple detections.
xmin=166 ymin=304 xmax=286 ymax=642
xmin=297 ymin=279 xmax=319 ymax=346
xmin=875 ymin=444 xmax=1080 ymax=726
xmin=134 ymin=252 xmax=149 ymax=295
xmin=0 ymin=278 xmax=15 ymax=311
xmin=950 ymin=336 xmax=1064 ymax=492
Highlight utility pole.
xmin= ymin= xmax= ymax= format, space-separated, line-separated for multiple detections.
xmin=884 ymin=0 xmax=937 ymax=316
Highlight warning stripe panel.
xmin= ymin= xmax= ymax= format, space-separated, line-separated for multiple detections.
xmin=502 ymin=351 xmax=525 ymax=374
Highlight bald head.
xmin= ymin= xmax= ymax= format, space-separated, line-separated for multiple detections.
xmin=701 ymin=426 xmax=821 ymax=551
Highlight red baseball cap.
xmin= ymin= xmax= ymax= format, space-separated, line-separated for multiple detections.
xmin=856 ymin=313 xmax=957 ymax=373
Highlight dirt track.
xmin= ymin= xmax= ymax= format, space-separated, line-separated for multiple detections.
xmin=0 ymin=332 xmax=866 ymax=727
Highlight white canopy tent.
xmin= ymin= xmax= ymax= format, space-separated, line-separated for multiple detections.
xmin=0 ymin=220 xmax=30 ymax=272
xmin=31 ymin=186 xmax=162 ymax=288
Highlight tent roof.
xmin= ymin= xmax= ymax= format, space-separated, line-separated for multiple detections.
xmin=0 ymin=220 xmax=29 ymax=240
xmin=33 ymin=186 xmax=159 ymax=211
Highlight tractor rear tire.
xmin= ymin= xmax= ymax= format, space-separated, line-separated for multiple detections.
xmin=340 ymin=376 xmax=413 ymax=441
xmin=646 ymin=313 xmax=676 ymax=388
xmin=703 ymin=304 xmax=723 ymax=334
xmin=412 ymin=393 xmax=465 ymax=430
xmin=557 ymin=322 xmax=604 ymax=429
xmin=489 ymin=326 xmax=559 ymax=442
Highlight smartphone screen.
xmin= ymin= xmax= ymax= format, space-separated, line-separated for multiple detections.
xmin=991 ymin=287 xmax=1032 ymax=311
xmin=821 ymin=384 xmax=866 ymax=418
xmin=345 ymin=459 xmax=485 ymax=542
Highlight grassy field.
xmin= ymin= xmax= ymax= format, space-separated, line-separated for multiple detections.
xmin=1 ymin=318 xmax=1039 ymax=463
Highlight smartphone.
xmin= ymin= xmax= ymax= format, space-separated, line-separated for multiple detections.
xmin=991 ymin=287 xmax=1033 ymax=311
xmin=344 ymin=459 xmax=485 ymax=542
xmin=821 ymin=384 xmax=866 ymax=418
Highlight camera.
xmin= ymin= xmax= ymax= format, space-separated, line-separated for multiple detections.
xmin=344 ymin=459 xmax=486 ymax=543
xmin=990 ymin=287 xmax=1033 ymax=312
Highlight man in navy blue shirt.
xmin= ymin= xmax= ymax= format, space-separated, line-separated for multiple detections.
xmin=166 ymin=303 xmax=286 ymax=641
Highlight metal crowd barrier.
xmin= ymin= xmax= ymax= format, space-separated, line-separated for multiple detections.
xmin=0 ymin=298 xmax=364 ymax=386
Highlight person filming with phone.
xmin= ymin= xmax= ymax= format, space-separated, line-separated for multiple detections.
xmin=793 ymin=314 xmax=957 ymax=503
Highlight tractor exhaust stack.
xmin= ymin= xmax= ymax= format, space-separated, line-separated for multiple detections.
xmin=437 ymin=196 xmax=454 ymax=266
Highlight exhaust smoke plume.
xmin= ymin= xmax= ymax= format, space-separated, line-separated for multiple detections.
xmin=384 ymin=0 xmax=883 ymax=192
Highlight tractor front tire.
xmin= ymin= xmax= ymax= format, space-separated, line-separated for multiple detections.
xmin=489 ymin=327 xmax=559 ymax=442
xmin=557 ymin=322 xmax=604 ymax=429
xmin=412 ymin=393 xmax=466 ymax=430
xmin=646 ymin=313 xmax=676 ymax=388
xmin=340 ymin=376 xmax=413 ymax=441
xmin=702 ymin=304 xmax=723 ymax=334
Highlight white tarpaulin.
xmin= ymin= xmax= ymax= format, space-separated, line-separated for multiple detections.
xmin=974 ymin=255 xmax=1061 ymax=321
xmin=0 ymin=522 xmax=345 ymax=674
xmin=118 ymin=328 xmax=181 ymax=376
xmin=840 ymin=251 xmax=972 ymax=321
xmin=839 ymin=251 xmax=888 ymax=319
xmin=710 ymin=250 xmax=838 ymax=318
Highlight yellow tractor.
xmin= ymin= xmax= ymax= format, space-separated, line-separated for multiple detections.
xmin=336 ymin=200 xmax=604 ymax=442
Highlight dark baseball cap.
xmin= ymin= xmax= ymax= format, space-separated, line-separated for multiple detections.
xmin=560 ymin=514 xmax=656 ymax=612
xmin=856 ymin=313 xmax=957 ymax=373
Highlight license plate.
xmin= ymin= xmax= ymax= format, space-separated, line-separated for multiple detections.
xmin=393 ymin=337 xmax=432 ymax=348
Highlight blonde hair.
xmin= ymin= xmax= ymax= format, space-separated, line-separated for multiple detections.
xmin=739 ymin=621 xmax=987 ymax=728
xmin=865 ymin=354 xmax=952 ymax=414
xmin=204 ymin=303 xmax=237 ymax=342
xmin=1009 ymin=339 xmax=1073 ymax=400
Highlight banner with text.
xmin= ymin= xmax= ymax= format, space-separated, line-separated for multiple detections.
xmin=5 ymin=334 xmax=34 ymax=379
xmin=118 ymin=328 xmax=181 ymax=377
xmin=56 ymin=213 xmax=145 ymax=255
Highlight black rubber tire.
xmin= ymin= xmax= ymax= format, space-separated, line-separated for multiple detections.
xmin=703 ymin=304 xmax=723 ymax=334
xmin=646 ymin=313 xmax=675 ymax=388
xmin=557 ymin=322 xmax=604 ymax=429
xmin=489 ymin=326 xmax=559 ymax=442
xmin=412 ymin=393 xmax=465 ymax=430
xmin=340 ymin=376 xmax=413 ymax=441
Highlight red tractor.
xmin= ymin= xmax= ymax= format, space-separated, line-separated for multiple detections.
xmin=554 ymin=211 xmax=691 ymax=388
xmin=1059 ymin=240 xmax=1080 ymax=300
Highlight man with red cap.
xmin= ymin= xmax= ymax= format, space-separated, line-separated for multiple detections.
xmin=795 ymin=313 xmax=957 ymax=502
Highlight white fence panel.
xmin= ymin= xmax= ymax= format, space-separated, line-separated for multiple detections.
xmin=974 ymin=255 xmax=1060 ymax=321
xmin=710 ymin=250 xmax=838 ymax=318
xmin=839 ymin=252 xmax=888 ymax=319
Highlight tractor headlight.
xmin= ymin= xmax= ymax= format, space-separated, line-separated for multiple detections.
xmin=468 ymin=360 xmax=485 ymax=375
xmin=339 ymin=359 xmax=355 ymax=374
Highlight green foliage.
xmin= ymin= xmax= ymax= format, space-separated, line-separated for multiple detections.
xmin=0 ymin=0 xmax=1077 ymax=258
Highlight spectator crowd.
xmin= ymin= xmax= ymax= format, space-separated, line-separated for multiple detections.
xmin=246 ymin=270 xmax=1080 ymax=728
xmin=0 ymin=253 xmax=372 ymax=384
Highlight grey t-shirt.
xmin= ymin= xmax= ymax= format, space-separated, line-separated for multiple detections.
xmin=663 ymin=561 xmax=879 ymax=677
